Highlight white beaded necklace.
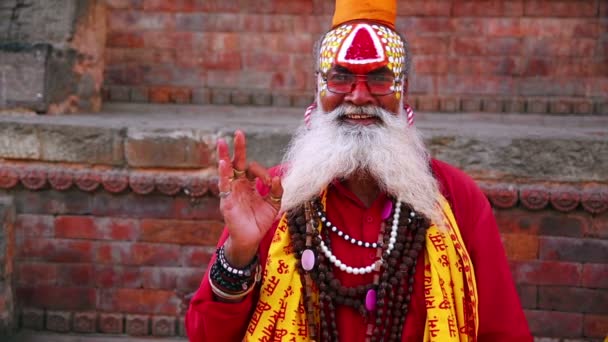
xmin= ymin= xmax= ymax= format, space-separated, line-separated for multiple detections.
xmin=318 ymin=199 xmax=407 ymax=275
xmin=317 ymin=210 xmax=382 ymax=248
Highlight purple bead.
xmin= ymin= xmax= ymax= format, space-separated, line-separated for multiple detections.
xmin=365 ymin=289 xmax=377 ymax=311
xmin=381 ymin=200 xmax=393 ymax=220
xmin=301 ymin=249 xmax=315 ymax=271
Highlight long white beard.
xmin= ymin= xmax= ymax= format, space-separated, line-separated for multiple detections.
xmin=280 ymin=103 xmax=444 ymax=226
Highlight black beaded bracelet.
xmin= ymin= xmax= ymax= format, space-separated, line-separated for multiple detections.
xmin=209 ymin=245 xmax=260 ymax=296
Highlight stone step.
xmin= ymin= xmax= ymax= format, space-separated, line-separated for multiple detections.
xmin=0 ymin=103 xmax=606 ymax=183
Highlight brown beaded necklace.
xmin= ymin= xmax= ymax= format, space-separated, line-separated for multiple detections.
xmin=288 ymin=197 xmax=431 ymax=342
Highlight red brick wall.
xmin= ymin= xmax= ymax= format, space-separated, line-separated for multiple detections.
xmin=103 ymin=0 xmax=608 ymax=113
xmin=2 ymin=167 xmax=607 ymax=339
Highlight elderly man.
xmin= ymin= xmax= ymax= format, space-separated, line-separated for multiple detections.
xmin=185 ymin=1 xmax=532 ymax=341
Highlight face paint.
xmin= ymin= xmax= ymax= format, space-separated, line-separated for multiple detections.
xmin=318 ymin=22 xmax=406 ymax=96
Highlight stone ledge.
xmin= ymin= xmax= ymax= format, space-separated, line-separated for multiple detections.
xmin=0 ymin=103 xmax=607 ymax=183
xmin=0 ymin=161 xmax=606 ymax=215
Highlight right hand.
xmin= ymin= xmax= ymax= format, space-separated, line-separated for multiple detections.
xmin=217 ymin=130 xmax=283 ymax=268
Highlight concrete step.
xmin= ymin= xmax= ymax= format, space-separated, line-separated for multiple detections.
xmin=0 ymin=103 xmax=606 ymax=183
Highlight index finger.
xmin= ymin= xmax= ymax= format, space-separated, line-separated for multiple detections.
xmin=232 ymin=130 xmax=247 ymax=172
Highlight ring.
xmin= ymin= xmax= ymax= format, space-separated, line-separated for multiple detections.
xmin=233 ymin=168 xmax=246 ymax=178
xmin=269 ymin=195 xmax=282 ymax=203
xmin=219 ymin=191 xmax=231 ymax=198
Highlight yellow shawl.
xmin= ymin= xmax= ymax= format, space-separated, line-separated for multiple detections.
xmin=245 ymin=196 xmax=478 ymax=341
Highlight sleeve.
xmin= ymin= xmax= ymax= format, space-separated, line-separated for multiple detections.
xmin=185 ymin=166 xmax=283 ymax=341
xmin=432 ymin=160 xmax=533 ymax=342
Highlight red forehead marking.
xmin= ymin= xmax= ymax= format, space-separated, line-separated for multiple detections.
xmin=345 ymin=28 xmax=379 ymax=60
xmin=336 ymin=23 xmax=387 ymax=74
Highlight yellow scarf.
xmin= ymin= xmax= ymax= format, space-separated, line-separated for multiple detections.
xmin=245 ymin=195 xmax=478 ymax=341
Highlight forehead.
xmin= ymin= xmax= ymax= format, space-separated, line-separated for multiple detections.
xmin=319 ymin=22 xmax=405 ymax=76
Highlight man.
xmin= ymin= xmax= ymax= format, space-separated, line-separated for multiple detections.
xmin=186 ymin=0 xmax=532 ymax=341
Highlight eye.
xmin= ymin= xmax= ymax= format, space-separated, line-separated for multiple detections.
xmin=329 ymin=73 xmax=352 ymax=82
xmin=369 ymin=74 xmax=393 ymax=83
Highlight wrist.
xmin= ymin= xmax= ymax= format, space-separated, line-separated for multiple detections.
xmin=224 ymin=237 xmax=259 ymax=268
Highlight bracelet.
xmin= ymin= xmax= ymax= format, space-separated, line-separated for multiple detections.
xmin=209 ymin=245 xmax=261 ymax=297
xmin=209 ymin=266 xmax=261 ymax=301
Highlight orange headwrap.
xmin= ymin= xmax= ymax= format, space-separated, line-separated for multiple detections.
xmin=332 ymin=0 xmax=397 ymax=30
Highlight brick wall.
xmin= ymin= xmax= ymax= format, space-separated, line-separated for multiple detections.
xmin=103 ymin=0 xmax=608 ymax=113
xmin=0 ymin=162 xmax=606 ymax=340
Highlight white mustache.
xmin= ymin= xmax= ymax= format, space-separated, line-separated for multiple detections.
xmin=332 ymin=104 xmax=387 ymax=120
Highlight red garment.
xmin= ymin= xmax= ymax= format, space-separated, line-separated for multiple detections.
xmin=186 ymin=160 xmax=532 ymax=341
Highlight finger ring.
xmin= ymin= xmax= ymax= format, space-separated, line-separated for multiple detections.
xmin=233 ymin=168 xmax=246 ymax=178
xmin=269 ymin=195 xmax=281 ymax=203
xmin=219 ymin=191 xmax=231 ymax=198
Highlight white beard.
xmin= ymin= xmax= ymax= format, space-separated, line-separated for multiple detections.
xmin=280 ymin=102 xmax=444 ymax=226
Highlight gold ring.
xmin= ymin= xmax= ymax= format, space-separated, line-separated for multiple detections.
xmin=269 ymin=195 xmax=282 ymax=203
xmin=233 ymin=168 xmax=246 ymax=178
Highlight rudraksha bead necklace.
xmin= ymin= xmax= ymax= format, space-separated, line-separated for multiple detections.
xmin=288 ymin=197 xmax=431 ymax=342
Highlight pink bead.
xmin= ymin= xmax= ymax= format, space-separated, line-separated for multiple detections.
xmin=381 ymin=200 xmax=393 ymax=220
xmin=301 ymin=249 xmax=315 ymax=271
xmin=365 ymin=289 xmax=376 ymax=311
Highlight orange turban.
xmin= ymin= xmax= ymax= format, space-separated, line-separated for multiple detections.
xmin=332 ymin=0 xmax=397 ymax=30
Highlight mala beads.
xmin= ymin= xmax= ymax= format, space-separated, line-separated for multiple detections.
xmin=288 ymin=197 xmax=431 ymax=342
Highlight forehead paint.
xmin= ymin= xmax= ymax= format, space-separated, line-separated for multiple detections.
xmin=318 ymin=22 xmax=406 ymax=96
xmin=319 ymin=23 xmax=405 ymax=77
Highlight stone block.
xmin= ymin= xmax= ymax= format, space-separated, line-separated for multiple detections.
xmin=0 ymin=0 xmax=77 ymax=44
xmin=178 ymin=316 xmax=186 ymax=337
xmin=21 ymin=308 xmax=44 ymax=330
xmin=230 ymin=90 xmax=251 ymax=105
xmin=292 ymin=94 xmax=314 ymax=108
xmin=440 ymin=97 xmax=459 ymax=112
xmin=37 ymin=124 xmax=124 ymax=165
xmin=191 ymin=88 xmax=210 ymax=105
xmin=504 ymin=98 xmax=526 ymax=113
xmin=461 ymin=97 xmax=482 ymax=112
xmin=251 ymin=92 xmax=272 ymax=106
xmin=0 ymin=46 xmax=48 ymax=112
xmin=597 ymin=101 xmax=608 ymax=115
xmin=152 ymin=315 xmax=176 ymax=336
xmin=72 ymin=311 xmax=96 ymax=333
xmin=0 ymin=122 xmax=40 ymax=160
xmin=416 ymin=96 xmax=440 ymax=112
xmin=272 ymin=93 xmax=292 ymax=107
xmin=211 ymin=89 xmax=231 ymax=105
xmin=109 ymin=86 xmax=130 ymax=102
xmin=125 ymin=128 xmax=214 ymax=168
xmin=46 ymin=310 xmax=71 ymax=332
xmin=129 ymin=87 xmax=148 ymax=102
xmin=549 ymin=100 xmax=572 ymax=114
xmin=572 ymin=100 xmax=593 ymax=114
xmin=527 ymin=99 xmax=549 ymax=113
xmin=482 ymin=98 xmax=504 ymax=113
xmin=98 ymin=313 xmax=123 ymax=334
xmin=126 ymin=314 xmax=149 ymax=336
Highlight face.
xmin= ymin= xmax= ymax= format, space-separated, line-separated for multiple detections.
xmin=318 ymin=66 xmax=407 ymax=119
xmin=316 ymin=21 xmax=407 ymax=121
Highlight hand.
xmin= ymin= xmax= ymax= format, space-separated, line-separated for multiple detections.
xmin=217 ymin=130 xmax=283 ymax=268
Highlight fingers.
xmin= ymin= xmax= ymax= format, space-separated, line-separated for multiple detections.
xmin=232 ymin=130 xmax=247 ymax=172
xmin=217 ymin=138 xmax=233 ymax=171
xmin=267 ymin=176 xmax=283 ymax=208
xmin=218 ymin=160 xmax=232 ymax=193
xmin=247 ymin=161 xmax=270 ymax=185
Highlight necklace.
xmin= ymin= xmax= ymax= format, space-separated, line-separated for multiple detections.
xmin=289 ymin=195 xmax=430 ymax=341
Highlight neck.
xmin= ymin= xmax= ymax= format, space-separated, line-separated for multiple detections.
xmin=342 ymin=171 xmax=381 ymax=208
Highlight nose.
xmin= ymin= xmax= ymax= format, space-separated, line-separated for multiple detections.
xmin=345 ymin=78 xmax=376 ymax=107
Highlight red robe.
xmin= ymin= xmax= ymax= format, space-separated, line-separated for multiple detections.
xmin=185 ymin=160 xmax=533 ymax=341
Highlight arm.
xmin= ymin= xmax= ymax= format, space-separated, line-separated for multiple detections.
xmin=432 ymin=160 xmax=532 ymax=342
xmin=185 ymin=131 xmax=283 ymax=341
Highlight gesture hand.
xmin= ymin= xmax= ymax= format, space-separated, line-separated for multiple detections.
xmin=217 ymin=130 xmax=283 ymax=267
